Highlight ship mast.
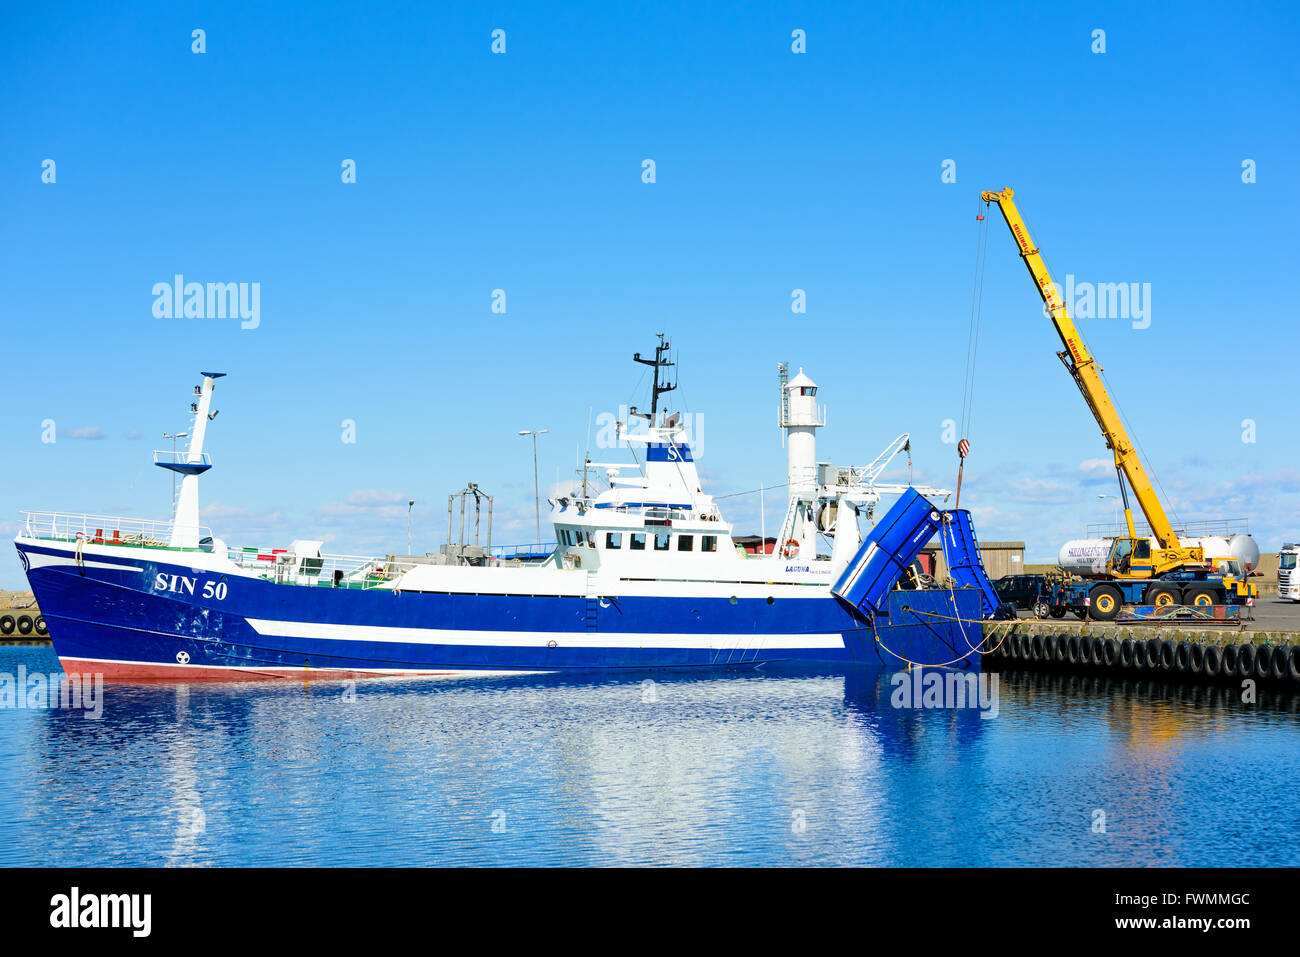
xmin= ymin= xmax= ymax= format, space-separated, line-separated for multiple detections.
xmin=631 ymin=334 xmax=676 ymax=423
xmin=155 ymin=372 xmax=224 ymax=548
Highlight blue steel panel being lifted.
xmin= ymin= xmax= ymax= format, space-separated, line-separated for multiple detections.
xmin=939 ymin=509 xmax=1005 ymax=619
xmin=832 ymin=487 xmax=944 ymax=621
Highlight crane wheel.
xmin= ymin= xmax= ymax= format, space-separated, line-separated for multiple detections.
xmin=1145 ymin=585 xmax=1179 ymax=607
xmin=1185 ymin=587 xmax=1217 ymax=608
xmin=1048 ymin=606 xmax=1067 ymax=619
xmin=1089 ymin=585 xmax=1122 ymax=622
xmin=1033 ymin=601 xmax=1051 ymax=620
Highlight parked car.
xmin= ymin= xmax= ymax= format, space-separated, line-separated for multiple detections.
xmin=993 ymin=574 xmax=1051 ymax=614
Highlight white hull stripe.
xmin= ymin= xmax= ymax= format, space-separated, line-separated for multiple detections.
xmin=23 ymin=552 xmax=144 ymax=574
xmin=244 ymin=618 xmax=846 ymax=649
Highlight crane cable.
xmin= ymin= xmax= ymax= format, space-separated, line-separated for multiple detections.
xmin=960 ymin=201 xmax=991 ymax=442
xmin=956 ymin=201 xmax=992 ymax=506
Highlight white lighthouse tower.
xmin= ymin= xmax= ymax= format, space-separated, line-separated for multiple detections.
xmin=781 ymin=367 xmax=825 ymax=494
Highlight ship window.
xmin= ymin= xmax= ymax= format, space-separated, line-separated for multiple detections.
xmin=654 ymin=531 xmax=671 ymax=551
xmin=801 ymin=386 xmax=816 ymax=395
xmin=605 ymin=532 xmax=622 ymax=549
xmin=585 ymin=531 xmax=595 ymax=547
xmin=560 ymin=530 xmax=570 ymax=545
xmin=678 ymin=535 xmax=693 ymax=552
xmin=702 ymin=535 xmax=717 ymax=552
xmin=630 ymin=533 xmax=646 ymax=551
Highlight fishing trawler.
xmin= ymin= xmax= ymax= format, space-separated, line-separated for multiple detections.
xmin=14 ymin=340 xmax=1000 ymax=680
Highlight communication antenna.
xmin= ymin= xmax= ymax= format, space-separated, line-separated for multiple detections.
xmin=632 ymin=333 xmax=676 ymax=422
xmin=777 ymin=361 xmax=790 ymax=446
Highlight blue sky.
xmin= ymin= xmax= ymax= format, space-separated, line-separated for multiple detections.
xmin=2 ymin=1 xmax=1297 ymax=587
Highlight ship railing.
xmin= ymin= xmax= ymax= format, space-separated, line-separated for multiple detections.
xmin=1084 ymin=518 xmax=1251 ymax=539
xmin=595 ymin=503 xmax=724 ymax=523
xmin=225 ymin=546 xmax=420 ymax=588
xmin=19 ymin=510 xmax=208 ymax=548
xmin=152 ymin=450 xmax=213 ymax=468
xmin=488 ymin=541 xmax=557 ymax=559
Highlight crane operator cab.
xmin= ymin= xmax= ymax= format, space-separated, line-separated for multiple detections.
xmin=1107 ymin=537 xmax=1152 ymax=578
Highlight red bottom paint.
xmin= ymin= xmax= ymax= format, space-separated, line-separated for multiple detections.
xmin=58 ymin=657 xmax=458 ymax=683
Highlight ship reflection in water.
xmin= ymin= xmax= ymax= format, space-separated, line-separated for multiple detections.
xmin=1 ymin=644 xmax=1297 ymax=866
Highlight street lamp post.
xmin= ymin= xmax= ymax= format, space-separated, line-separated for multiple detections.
xmin=518 ymin=429 xmax=548 ymax=543
xmin=1098 ymin=493 xmax=1119 ymax=530
xmin=162 ymin=431 xmax=189 ymax=517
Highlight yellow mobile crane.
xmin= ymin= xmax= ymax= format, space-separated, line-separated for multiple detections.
xmin=979 ymin=188 xmax=1255 ymax=617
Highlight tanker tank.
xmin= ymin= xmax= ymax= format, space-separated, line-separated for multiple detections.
xmin=1057 ymin=534 xmax=1260 ymax=578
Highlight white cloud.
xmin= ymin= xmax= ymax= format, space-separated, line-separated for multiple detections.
xmin=203 ymin=503 xmax=252 ymax=520
xmin=1003 ymin=476 xmax=1079 ymax=505
xmin=346 ymin=489 xmax=408 ymax=506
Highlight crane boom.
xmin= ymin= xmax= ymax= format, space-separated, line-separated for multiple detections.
xmin=980 ymin=188 xmax=1189 ymax=560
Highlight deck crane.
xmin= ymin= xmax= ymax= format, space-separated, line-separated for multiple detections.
xmin=979 ymin=188 xmax=1255 ymax=618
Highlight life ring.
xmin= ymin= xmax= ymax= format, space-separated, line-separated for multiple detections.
xmin=781 ymin=539 xmax=800 ymax=558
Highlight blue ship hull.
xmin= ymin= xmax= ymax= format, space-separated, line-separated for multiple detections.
xmin=17 ymin=541 xmax=985 ymax=680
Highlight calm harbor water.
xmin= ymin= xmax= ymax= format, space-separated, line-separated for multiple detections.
xmin=1 ymin=643 xmax=1297 ymax=867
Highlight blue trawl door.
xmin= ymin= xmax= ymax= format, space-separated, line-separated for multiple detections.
xmin=938 ymin=509 xmax=1004 ymax=619
xmin=832 ymin=488 xmax=944 ymax=622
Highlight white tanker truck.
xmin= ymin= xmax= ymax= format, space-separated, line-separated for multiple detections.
xmin=1060 ymin=534 xmax=1261 ymax=580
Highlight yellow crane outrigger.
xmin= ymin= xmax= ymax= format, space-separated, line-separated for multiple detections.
xmin=979 ymin=188 xmax=1205 ymax=581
